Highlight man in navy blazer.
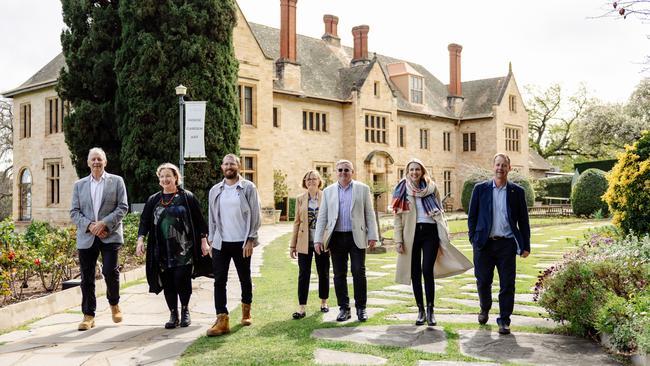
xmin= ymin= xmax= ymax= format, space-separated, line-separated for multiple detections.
xmin=468 ymin=153 xmax=530 ymax=335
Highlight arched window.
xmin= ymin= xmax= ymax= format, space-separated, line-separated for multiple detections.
xmin=19 ymin=169 xmax=31 ymax=221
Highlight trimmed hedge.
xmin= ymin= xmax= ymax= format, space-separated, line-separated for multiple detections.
xmin=571 ymin=168 xmax=608 ymax=217
xmin=461 ymin=170 xmax=535 ymax=213
xmin=533 ymin=175 xmax=573 ymax=201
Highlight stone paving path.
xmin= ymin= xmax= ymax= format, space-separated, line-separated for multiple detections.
xmin=0 ymin=224 xmax=293 ymax=366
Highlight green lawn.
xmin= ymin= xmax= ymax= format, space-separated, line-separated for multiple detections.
xmin=179 ymin=219 xmax=609 ymax=365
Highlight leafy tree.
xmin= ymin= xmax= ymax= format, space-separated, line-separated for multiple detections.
xmin=460 ymin=168 xmax=535 ymax=213
xmin=525 ymin=83 xmax=592 ymax=159
xmin=574 ymin=79 xmax=650 ymax=157
xmin=115 ymin=0 xmax=240 ymax=205
xmin=603 ymin=131 xmax=650 ymax=235
xmin=58 ymin=0 xmax=123 ymax=178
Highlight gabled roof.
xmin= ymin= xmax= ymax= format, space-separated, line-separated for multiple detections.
xmin=2 ymin=53 xmax=66 ymax=97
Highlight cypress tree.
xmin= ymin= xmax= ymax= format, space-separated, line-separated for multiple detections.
xmin=115 ymin=0 xmax=240 ymax=206
xmin=58 ymin=0 xmax=123 ymax=178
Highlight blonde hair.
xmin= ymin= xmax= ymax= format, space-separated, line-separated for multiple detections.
xmin=301 ymin=170 xmax=323 ymax=189
xmin=156 ymin=163 xmax=182 ymax=186
xmin=493 ymin=153 xmax=511 ymax=166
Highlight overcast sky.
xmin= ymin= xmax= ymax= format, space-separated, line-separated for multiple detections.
xmin=1 ymin=0 xmax=647 ymax=103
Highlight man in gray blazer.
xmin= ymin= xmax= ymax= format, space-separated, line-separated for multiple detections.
xmin=70 ymin=147 xmax=128 ymax=331
xmin=315 ymin=160 xmax=378 ymax=322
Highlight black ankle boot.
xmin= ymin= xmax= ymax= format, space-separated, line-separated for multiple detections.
xmin=180 ymin=306 xmax=191 ymax=327
xmin=415 ymin=305 xmax=426 ymax=326
xmin=426 ymin=304 xmax=436 ymax=326
xmin=165 ymin=309 xmax=179 ymax=329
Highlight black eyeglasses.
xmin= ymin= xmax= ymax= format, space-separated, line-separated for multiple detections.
xmin=337 ymin=168 xmax=350 ymax=173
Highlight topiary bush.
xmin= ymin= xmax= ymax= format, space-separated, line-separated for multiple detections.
xmin=571 ymin=168 xmax=609 ymax=217
xmin=603 ymin=131 xmax=650 ymax=235
xmin=461 ymin=169 xmax=535 ymax=213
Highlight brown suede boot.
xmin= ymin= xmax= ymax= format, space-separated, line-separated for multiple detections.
xmin=241 ymin=303 xmax=252 ymax=326
xmin=78 ymin=315 xmax=95 ymax=331
xmin=206 ymin=313 xmax=230 ymax=336
xmin=110 ymin=304 xmax=123 ymax=323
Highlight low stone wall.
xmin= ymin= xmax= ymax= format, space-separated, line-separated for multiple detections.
xmin=0 ymin=266 xmax=146 ymax=332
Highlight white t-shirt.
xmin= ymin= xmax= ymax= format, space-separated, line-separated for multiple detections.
xmin=415 ymin=196 xmax=435 ymax=224
xmin=219 ymin=183 xmax=247 ymax=242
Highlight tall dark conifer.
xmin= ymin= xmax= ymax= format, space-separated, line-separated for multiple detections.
xmin=115 ymin=0 xmax=240 ymax=205
xmin=58 ymin=0 xmax=122 ymax=178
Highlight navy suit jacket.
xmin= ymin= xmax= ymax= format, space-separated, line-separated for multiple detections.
xmin=467 ymin=180 xmax=530 ymax=255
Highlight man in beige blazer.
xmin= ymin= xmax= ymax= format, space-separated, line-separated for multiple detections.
xmin=314 ymin=160 xmax=378 ymax=322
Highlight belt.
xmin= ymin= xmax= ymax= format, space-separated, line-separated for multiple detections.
xmin=489 ymin=236 xmax=506 ymax=241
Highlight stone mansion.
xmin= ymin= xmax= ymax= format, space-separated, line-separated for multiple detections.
xmin=3 ymin=0 xmax=529 ymax=225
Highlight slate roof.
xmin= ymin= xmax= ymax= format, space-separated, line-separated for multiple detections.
xmin=529 ymin=149 xmax=553 ymax=171
xmin=3 ymin=22 xmax=510 ymax=122
xmin=2 ymin=53 xmax=66 ymax=97
xmin=248 ymin=22 xmax=509 ymax=120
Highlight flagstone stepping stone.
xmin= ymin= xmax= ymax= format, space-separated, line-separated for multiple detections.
xmin=368 ymin=290 xmax=412 ymax=299
xmin=314 ymin=348 xmax=387 ymax=365
xmin=516 ymin=274 xmax=536 ymax=279
xmin=418 ymin=362 xmax=499 ymax=366
xmin=381 ymin=263 xmax=397 ymax=269
xmin=534 ymin=263 xmax=557 ymax=269
xmin=458 ymin=330 xmax=621 ymax=365
xmin=308 ymin=283 xmax=335 ymax=291
xmin=322 ymin=307 xmax=383 ymax=323
xmin=440 ymin=298 xmax=546 ymax=314
xmin=312 ymin=325 xmax=447 ymax=354
xmin=367 ymin=271 xmax=389 ymax=277
xmin=384 ymin=284 xmax=413 ymax=293
xmin=530 ymin=243 xmax=549 ymax=248
xmin=367 ymin=298 xmax=407 ymax=306
xmin=460 ymin=284 xmax=476 ymax=291
xmin=406 ymin=307 xmax=456 ymax=314
xmin=545 ymin=239 xmax=559 ymax=242
xmin=387 ymin=313 xmax=558 ymax=328
xmin=28 ymin=313 xmax=82 ymax=328
xmin=367 ymin=258 xmax=393 ymax=262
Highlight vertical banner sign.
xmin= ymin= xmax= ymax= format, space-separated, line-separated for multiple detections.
xmin=184 ymin=101 xmax=207 ymax=158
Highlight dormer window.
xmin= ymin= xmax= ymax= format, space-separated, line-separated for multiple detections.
xmin=410 ymin=76 xmax=423 ymax=104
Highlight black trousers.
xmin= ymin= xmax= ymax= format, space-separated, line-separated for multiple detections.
xmin=473 ymin=237 xmax=517 ymax=324
xmin=78 ymin=237 xmax=120 ymax=316
xmin=161 ymin=264 xmax=192 ymax=311
xmin=297 ymin=244 xmax=330 ymax=305
xmin=411 ymin=223 xmax=440 ymax=307
xmin=329 ymin=231 xmax=367 ymax=310
xmin=212 ymin=242 xmax=252 ymax=315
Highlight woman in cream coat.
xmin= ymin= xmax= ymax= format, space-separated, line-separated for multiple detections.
xmin=289 ymin=170 xmax=330 ymax=319
xmin=392 ymin=158 xmax=472 ymax=326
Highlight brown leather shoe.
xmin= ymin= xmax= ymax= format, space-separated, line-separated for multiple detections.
xmin=241 ymin=303 xmax=252 ymax=326
xmin=206 ymin=313 xmax=230 ymax=336
xmin=78 ymin=315 xmax=95 ymax=331
xmin=110 ymin=304 xmax=123 ymax=323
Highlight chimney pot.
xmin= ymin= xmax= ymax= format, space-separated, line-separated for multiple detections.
xmin=280 ymin=0 xmax=298 ymax=63
xmin=448 ymin=43 xmax=463 ymax=96
xmin=351 ymin=25 xmax=370 ymax=65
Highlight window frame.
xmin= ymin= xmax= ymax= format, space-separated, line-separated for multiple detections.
xmin=237 ymin=83 xmax=257 ymax=126
xmin=364 ymin=113 xmax=388 ymax=144
xmin=20 ymin=103 xmax=31 ymax=139
xmin=409 ymin=75 xmax=424 ymax=104
xmin=240 ymin=155 xmax=257 ymax=184
xmin=419 ymin=128 xmax=429 ymax=150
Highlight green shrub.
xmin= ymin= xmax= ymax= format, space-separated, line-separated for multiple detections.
xmin=537 ymin=260 xmax=607 ymax=336
xmin=533 ymin=175 xmax=573 ymax=201
xmin=23 ymin=221 xmax=55 ymax=248
xmin=604 ymin=131 xmax=650 ymax=235
xmin=461 ymin=169 xmax=535 ymax=213
xmin=596 ymin=289 xmax=650 ymax=354
xmin=288 ymin=197 xmax=297 ymax=221
xmin=121 ymin=212 xmax=144 ymax=266
xmin=571 ymin=168 xmax=609 ymax=217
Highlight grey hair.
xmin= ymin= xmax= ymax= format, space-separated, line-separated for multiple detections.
xmin=87 ymin=147 xmax=107 ymax=162
xmin=156 ymin=163 xmax=183 ymax=186
xmin=335 ymin=159 xmax=354 ymax=170
xmin=222 ymin=153 xmax=241 ymax=166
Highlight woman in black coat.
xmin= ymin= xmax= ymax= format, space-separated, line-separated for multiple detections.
xmin=136 ymin=163 xmax=212 ymax=328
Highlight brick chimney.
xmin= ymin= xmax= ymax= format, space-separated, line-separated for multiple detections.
xmin=351 ymin=25 xmax=370 ymax=66
xmin=447 ymin=43 xmax=462 ymax=97
xmin=322 ymin=14 xmax=340 ymax=46
xmin=279 ymin=0 xmax=298 ymax=63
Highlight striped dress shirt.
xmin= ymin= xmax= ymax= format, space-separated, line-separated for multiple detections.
xmin=334 ymin=181 xmax=353 ymax=232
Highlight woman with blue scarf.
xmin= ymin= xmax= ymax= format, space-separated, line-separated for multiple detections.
xmin=392 ymin=158 xmax=472 ymax=326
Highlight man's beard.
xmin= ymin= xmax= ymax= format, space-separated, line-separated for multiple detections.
xmin=224 ymin=169 xmax=238 ymax=179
